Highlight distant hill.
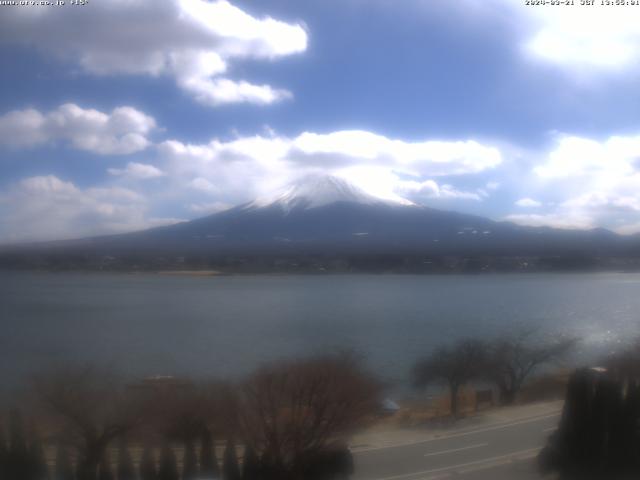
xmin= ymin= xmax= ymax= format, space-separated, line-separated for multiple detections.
xmin=2 ymin=174 xmax=640 ymax=272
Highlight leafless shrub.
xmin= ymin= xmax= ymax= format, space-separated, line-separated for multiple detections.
xmin=237 ymin=352 xmax=381 ymax=476
xmin=32 ymin=366 xmax=146 ymax=480
xmin=412 ymin=339 xmax=486 ymax=417
xmin=485 ymin=330 xmax=577 ymax=404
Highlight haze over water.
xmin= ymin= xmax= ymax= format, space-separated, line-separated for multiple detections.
xmin=1 ymin=271 xmax=637 ymax=389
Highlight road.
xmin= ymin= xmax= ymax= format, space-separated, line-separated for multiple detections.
xmin=352 ymin=403 xmax=561 ymax=480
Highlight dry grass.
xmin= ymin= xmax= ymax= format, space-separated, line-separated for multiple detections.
xmin=519 ymin=370 xmax=571 ymax=404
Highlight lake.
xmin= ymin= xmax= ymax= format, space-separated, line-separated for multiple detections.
xmin=1 ymin=271 xmax=639 ymax=389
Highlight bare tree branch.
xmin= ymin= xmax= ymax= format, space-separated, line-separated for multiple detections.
xmin=237 ymin=352 xmax=381 ymax=476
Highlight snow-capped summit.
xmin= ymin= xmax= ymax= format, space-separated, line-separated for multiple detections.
xmin=249 ymin=174 xmax=407 ymax=212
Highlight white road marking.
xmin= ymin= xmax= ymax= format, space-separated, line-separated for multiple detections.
xmin=456 ymin=447 xmax=541 ymax=474
xmin=424 ymin=443 xmax=488 ymax=457
xmin=418 ymin=474 xmax=452 ymax=480
xmin=372 ymin=447 xmax=542 ymax=480
xmin=356 ymin=412 xmax=560 ymax=453
xmin=543 ymin=426 xmax=556 ymax=433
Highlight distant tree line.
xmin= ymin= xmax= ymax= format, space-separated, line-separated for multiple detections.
xmin=0 ymin=250 xmax=625 ymax=274
xmin=0 ymin=352 xmax=380 ymax=480
xmin=412 ymin=330 xmax=576 ymax=417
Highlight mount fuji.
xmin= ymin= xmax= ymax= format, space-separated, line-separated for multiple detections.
xmin=247 ymin=174 xmax=407 ymax=212
xmin=1 ymin=174 xmax=637 ymax=271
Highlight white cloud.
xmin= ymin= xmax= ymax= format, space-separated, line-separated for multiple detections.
xmin=397 ymin=179 xmax=484 ymax=201
xmin=475 ymin=0 xmax=640 ymax=75
xmin=291 ymin=131 xmax=502 ymax=175
xmin=188 ymin=201 xmax=232 ymax=213
xmin=182 ymin=77 xmax=293 ymax=107
xmin=455 ymin=0 xmax=640 ymax=77
xmin=19 ymin=175 xmax=79 ymax=197
xmin=533 ymin=134 xmax=640 ymax=199
xmin=504 ymin=212 xmax=594 ymax=231
xmin=562 ymin=191 xmax=640 ymax=213
xmin=158 ymin=130 xmax=503 ymax=205
xmin=523 ymin=4 xmax=640 ymax=72
xmin=0 ymin=0 xmax=307 ymax=106
xmin=0 ymin=104 xmax=156 ymax=154
xmin=0 ymin=175 xmax=178 ymax=242
xmin=189 ymin=177 xmax=219 ymax=194
xmin=616 ymin=222 xmax=640 ymax=235
xmin=533 ymin=134 xmax=640 ymax=179
xmin=512 ymin=131 xmax=640 ymax=232
xmin=515 ymin=197 xmax=542 ymax=208
xmin=108 ymin=162 xmax=165 ymax=179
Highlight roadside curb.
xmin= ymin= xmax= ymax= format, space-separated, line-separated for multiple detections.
xmin=351 ymin=400 xmax=563 ymax=453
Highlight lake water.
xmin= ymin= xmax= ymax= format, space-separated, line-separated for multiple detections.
xmin=1 ymin=271 xmax=639 ymax=389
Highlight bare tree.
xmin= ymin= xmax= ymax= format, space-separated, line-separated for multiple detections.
xmin=182 ymin=439 xmax=198 ymax=480
xmin=33 ymin=366 xmax=146 ymax=480
xmin=222 ymin=438 xmax=241 ymax=480
xmin=6 ymin=409 xmax=30 ymax=480
xmin=413 ymin=339 xmax=486 ymax=417
xmin=54 ymin=443 xmax=74 ymax=480
xmin=116 ymin=437 xmax=136 ymax=480
xmin=158 ymin=442 xmax=179 ymax=480
xmin=238 ymin=352 xmax=381 ymax=479
xmin=97 ymin=450 xmax=114 ymax=480
xmin=146 ymin=382 xmax=205 ymax=443
xmin=485 ymin=331 xmax=576 ymax=405
xmin=141 ymin=378 xmax=234 ymax=445
xmin=242 ymin=444 xmax=260 ymax=480
xmin=199 ymin=427 xmax=220 ymax=479
xmin=28 ymin=424 xmax=49 ymax=480
xmin=0 ymin=423 xmax=6 ymax=480
xmin=139 ymin=446 xmax=157 ymax=480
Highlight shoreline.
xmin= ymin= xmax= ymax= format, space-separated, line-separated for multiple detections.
xmin=155 ymin=270 xmax=223 ymax=277
xmin=2 ymin=268 xmax=640 ymax=277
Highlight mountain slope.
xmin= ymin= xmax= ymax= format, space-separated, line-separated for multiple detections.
xmin=1 ymin=175 xmax=637 ymax=268
xmin=38 ymin=175 xmax=631 ymax=255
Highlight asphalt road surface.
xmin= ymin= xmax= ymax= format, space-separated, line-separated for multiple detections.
xmin=353 ymin=408 xmax=561 ymax=480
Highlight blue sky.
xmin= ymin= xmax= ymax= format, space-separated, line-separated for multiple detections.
xmin=2 ymin=0 xmax=640 ymax=241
